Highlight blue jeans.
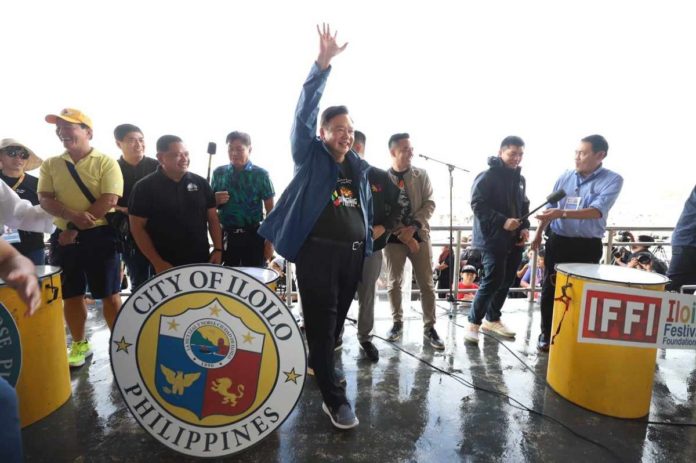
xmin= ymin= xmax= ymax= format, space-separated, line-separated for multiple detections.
xmin=468 ymin=246 xmax=523 ymax=325
xmin=0 ymin=377 xmax=22 ymax=463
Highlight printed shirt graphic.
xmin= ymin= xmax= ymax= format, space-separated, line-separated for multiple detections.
xmin=155 ymin=303 xmax=265 ymax=418
xmin=310 ymin=159 xmax=365 ymax=242
xmin=211 ymin=162 xmax=275 ymax=228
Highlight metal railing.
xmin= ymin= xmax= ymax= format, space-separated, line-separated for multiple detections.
xmin=278 ymin=224 xmax=677 ymax=307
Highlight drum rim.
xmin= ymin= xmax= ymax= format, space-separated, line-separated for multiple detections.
xmin=0 ymin=265 xmax=61 ymax=286
xmin=555 ymin=263 xmax=669 ymax=286
xmin=235 ymin=266 xmax=281 ymax=284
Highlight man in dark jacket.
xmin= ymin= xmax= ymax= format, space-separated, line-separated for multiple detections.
xmin=350 ymin=130 xmax=402 ymax=362
xmin=464 ymin=136 xmax=530 ymax=344
xmin=258 ymin=24 xmax=373 ymax=430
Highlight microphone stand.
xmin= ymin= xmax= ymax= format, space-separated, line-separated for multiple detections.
xmin=418 ymin=154 xmax=469 ymax=312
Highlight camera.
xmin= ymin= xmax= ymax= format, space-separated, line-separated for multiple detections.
xmin=634 ymin=252 xmax=652 ymax=265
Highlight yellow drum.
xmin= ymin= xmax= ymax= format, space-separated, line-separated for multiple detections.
xmin=236 ymin=267 xmax=281 ymax=292
xmin=0 ymin=265 xmax=71 ymax=427
xmin=547 ymin=263 xmax=668 ymax=418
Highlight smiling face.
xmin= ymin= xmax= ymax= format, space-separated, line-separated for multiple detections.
xmin=228 ymin=139 xmax=251 ymax=170
xmin=0 ymin=146 xmax=29 ymax=175
xmin=390 ymin=138 xmax=414 ymax=171
xmin=320 ymin=114 xmax=354 ymax=160
xmin=117 ymin=131 xmax=145 ymax=159
xmin=55 ymin=119 xmax=92 ymax=154
xmin=157 ymin=141 xmax=190 ymax=180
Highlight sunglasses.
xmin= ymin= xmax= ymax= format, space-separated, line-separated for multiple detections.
xmin=0 ymin=146 xmax=30 ymax=160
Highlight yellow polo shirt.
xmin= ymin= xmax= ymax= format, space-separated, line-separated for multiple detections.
xmin=38 ymin=149 xmax=124 ymax=230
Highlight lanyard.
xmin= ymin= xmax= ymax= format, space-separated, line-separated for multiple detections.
xmin=10 ymin=173 xmax=25 ymax=191
xmin=574 ymin=168 xmax=604 ymax=194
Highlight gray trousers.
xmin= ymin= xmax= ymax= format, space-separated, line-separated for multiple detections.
xmin=355 ymin=249 xmax=383 ymax=343
xmin=384 ymin=241 xmax=436 ymax=332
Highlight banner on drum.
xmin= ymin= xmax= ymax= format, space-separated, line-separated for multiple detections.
xmin=577 ymin=283 xmax=696 ymax=349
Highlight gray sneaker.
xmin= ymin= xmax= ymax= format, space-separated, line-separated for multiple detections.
xmin=386 ymin=322 xmax=403 ymax=341
xmin=322 ymin=402 xmax=359 ymax=430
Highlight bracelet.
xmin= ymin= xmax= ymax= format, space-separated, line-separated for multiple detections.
xmin=213 ymin=248 xmax=223 ymax=253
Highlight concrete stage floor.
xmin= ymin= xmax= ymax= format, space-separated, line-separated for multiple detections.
xmin=22 ymin=296 xmax=696 ymax=462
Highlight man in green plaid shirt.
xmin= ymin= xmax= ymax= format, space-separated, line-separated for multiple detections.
xmin=211 ymin=131 xmax=275 ymax=267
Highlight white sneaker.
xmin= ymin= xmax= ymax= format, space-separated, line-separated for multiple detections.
xmin=481 ymin=319 xmax=516 ymax=338
xmin=463 ymin=323 xmax=480 ymax=344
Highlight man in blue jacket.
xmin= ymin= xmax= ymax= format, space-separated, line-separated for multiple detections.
xmin=464 ymin=136 xmax=530 ymax=345
xmin=258 ymin=24 xmax=372 ymax=430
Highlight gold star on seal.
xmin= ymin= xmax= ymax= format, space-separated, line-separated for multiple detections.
xmin=167 ymin=319 xmax=180 ymax=331
xmin=114 ymin=336 xmax=133 ymax=354
xmin=242 ymin=332 xmax=254 ymax=344
xmin=283 ymin=368 xmax=302 ymax=384
xmin=209 ymin=305 xmax=222 ymax=316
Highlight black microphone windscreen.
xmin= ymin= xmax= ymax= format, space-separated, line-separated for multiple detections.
xmin=207 ymin=142 xmax=217 ymax=155
xmin=546 ymin=189 xmax=566 ymax=203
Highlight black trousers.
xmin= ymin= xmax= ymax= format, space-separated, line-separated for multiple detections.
xmin=540 ymin=233 xmax=603 ymax=338
xmin=295 ymin=237 xmax=364 ymax=409
xmin=223 ymin=227 xmax=265 ymax=267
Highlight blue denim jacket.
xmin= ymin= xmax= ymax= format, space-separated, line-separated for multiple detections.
xmin=258 ymin=63 xmax=373 ymax=262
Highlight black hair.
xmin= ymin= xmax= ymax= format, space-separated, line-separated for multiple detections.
xmin=500 ymin=135 xmax=525 ymax=149
xmin=226 ymin=131 xmax=251 ymax=146
xmin=114 ymin=124 xmax=143 ymax=141
xmin=320 ymin=105 xmax=349 ymax=128
xmin=353 ymin=130 xmax=366 ymax=147
xmin=388 ymin=133 xmax=410 ymax=149
xmin=156 ymin=135 xmax=183 ymax=153
xmin=581 ymin=134 xmax=609 ymax=155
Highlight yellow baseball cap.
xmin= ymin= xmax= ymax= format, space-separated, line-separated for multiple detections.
xmin=45 ymin=108 xmax=93 ymax=129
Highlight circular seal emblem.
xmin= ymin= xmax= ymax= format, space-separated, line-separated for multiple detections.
xmin=111 ymin=265 xmax=306 ymax=458
xmin=0 ymin=302 xmax=22 ymax=386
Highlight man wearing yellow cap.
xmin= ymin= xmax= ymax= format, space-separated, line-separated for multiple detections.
xmin=38 ymin=108 xmax=124 ymax=368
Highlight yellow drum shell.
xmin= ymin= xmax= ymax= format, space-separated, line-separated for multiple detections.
xmin=547 ymin=263 xmax=669 ymax=418
xmin=236 ymin=267 xmax=281 ymax=292
xmin=0 ymin=265 xmax=71 ymax=427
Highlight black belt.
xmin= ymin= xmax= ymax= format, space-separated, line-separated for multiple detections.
xmin=308 ymin=236 xmax=364 ymax=251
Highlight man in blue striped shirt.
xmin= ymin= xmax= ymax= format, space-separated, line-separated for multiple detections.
xmin=531 ymin=134 xmax=623 ymax=352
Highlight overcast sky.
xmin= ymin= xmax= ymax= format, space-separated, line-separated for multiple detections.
xmin=3 ymin=0 xmax=695 ymax=227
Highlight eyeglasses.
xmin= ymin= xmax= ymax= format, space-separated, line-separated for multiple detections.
xmin=0 ymin=146 xmax=30 ymax=160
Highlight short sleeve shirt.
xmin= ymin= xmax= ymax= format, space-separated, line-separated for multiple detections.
xmin=38 ymin=149 xmax=124 ymax=230
xmin=211 ymin=162 xmax=274 ymax=228
xmin=129 ymin=168 xmax=215 ymax=265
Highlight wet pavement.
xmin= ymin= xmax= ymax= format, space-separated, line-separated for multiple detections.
xmin=22 ymin=296 xmax=696 ymax=462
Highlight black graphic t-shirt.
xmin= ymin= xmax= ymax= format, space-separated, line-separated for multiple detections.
xmin=310 ymin=159 xmax=365 ymax=242
xmin=387 ymin=168 xmax=422 ymax=244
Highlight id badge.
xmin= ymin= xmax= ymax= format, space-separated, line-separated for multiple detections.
xmin=565 ymin=196 xmax=582 ymax=210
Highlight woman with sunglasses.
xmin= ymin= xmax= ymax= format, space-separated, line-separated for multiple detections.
xmin=0 ymin=139 xmax=46 ymax=265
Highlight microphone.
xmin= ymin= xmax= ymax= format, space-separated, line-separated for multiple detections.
xmin=519 ymin=190 xmax=567 ymax=221
xmin=206 ymin=142 xmax=217 ymax=182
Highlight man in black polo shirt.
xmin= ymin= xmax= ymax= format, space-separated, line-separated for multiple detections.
xmin=129 ymin=135 xmax=223 ymax=272
xmin=113 ymin=124 xmax=159 ymax=287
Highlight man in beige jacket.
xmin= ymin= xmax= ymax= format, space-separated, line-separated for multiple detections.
xmin=383 ymin=133 xmax=444 ymax=349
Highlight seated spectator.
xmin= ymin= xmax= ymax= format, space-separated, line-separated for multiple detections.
xmin=521 ymin=250 xmax=545 ymax=300
xmin=460 ymin=246 xmax=483 ymax=282
xmin=457 ymin=265 xmax=479 ymax=301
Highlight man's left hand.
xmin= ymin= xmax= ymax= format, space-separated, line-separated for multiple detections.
xmin=264 ymin=240 xmax=274 ymax=262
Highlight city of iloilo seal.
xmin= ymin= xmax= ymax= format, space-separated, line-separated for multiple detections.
xmin=111 ymin=265 xmax=306 ymax=458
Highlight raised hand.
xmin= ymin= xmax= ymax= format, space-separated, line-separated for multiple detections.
xmin=316 ymin=23 xmax=348 ymax=70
